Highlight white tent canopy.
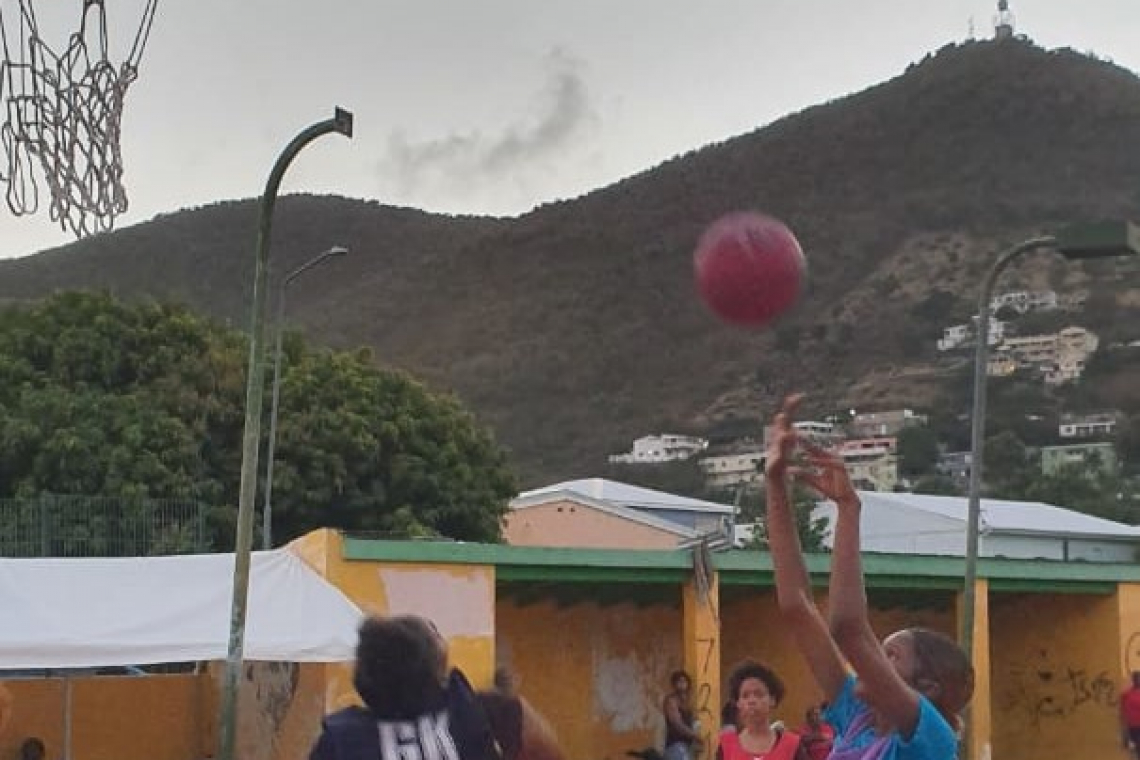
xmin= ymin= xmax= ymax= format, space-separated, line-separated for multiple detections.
xmin=0 ymin=548 xmax=362 ymax=669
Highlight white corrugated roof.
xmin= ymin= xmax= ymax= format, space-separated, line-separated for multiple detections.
xmin=856 ymin=491 xmax=1140 ymax=539
xmin=517 ymin=478 xmax=735 ymax=514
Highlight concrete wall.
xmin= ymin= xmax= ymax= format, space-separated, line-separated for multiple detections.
xmin=504 ymin=500 xmax=681 ymax=549
xmin=497 ymin=597 xmax=681 ymax=760
xmin=990 ymin=592 xmax=1125 ymax=760
xmin=0 ymin=673 xmax=210 ymax=760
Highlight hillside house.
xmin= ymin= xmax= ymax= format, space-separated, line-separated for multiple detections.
xmin=699 ymin=448 xmax=764 ymax=491
xmin=1059 ymin=412 xmax=1119 ymax=439
xmin=838 ymin=437 xmax=899 ymax=492
xmin=989 ymin=289 xmax=1058 ymax=314
xmin=608 ymin=434 xmax=708 ymax=464
xmin=850 ymin=410 xmax=927 ymax=438
xmin=937 ymin=318 xmax=1007 ymax=352
xmin=990 ymin=326 xmax=1099 ymax=385
xmin=1040 ymin=442 xmax=1119 ymax=477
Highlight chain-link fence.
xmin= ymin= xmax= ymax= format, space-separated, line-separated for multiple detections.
xmin=0 ymin=495 xmax=210 ymax=557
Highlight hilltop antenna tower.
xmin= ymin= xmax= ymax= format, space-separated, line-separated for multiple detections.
xmin=994 ymin=0 xmax=1015 ymax=40
xmin=967 ymin=16 xmax=975 ymax=40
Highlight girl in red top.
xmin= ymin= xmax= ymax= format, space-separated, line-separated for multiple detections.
xmin=717 ymin=661 xmax=807 ymax=760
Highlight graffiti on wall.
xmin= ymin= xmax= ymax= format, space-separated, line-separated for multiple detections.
xmin=693 ymin=636 xmax=717 ymax=760
xmin=240 ymin=661 xmax=301 ymax=760
xmin=1000 ymin=648 xmax=1117 ymax=727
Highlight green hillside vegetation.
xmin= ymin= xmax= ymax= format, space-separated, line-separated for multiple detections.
xmin=1 ymin=38 xmax=1139 ymax=487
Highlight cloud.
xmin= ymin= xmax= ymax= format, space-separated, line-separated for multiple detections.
xmin=380 ymin=48 xmax=594 ymax=206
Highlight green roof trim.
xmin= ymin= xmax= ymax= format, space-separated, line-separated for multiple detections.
xmin=341 ymin=538 xmax=1140 ymax=591
xmin=343 ymin=537 xmax=691 ymax=583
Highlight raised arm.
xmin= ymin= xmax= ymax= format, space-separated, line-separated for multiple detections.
xmin=795 ymin=444 xmax=920 ymax=734
xmin=763 ymin=396 xmax=847 ymax=699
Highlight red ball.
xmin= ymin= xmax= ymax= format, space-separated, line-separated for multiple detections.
xmin=693 ymin=212 xmax=806 ymax=328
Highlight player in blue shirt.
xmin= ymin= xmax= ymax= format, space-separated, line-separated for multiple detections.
xmin=763 ymin=395 xmax=974 ymax=760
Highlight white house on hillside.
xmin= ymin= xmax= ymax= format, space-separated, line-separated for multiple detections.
xmin=608 ymin=434 xmax=709 ymax=464
xmin=812 ymin=491 xmax=1140 ymax=562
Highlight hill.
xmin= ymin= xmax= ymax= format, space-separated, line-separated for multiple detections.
xmin=2 ymin=38 xmax=1140 ymax=485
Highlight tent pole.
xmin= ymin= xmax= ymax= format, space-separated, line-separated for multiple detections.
xmin=64 ymin=676 xmax=73 ymax=760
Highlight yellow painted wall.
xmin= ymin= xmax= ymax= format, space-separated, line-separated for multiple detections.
xmin=307 ymin=531 xmax=497 ymax=708
xmin=991 ymin=592 xmax=1124 ymax=760
xmin=0 ymin=674 xmax=210 ymax=760
xmin=1117 ymin=583 xmax=1140 ymax=676
xmin=497 ymin=597 xmax=682 ymax=760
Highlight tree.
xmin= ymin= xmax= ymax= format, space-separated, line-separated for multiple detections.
xmin=984 ymin=431 xmax=1033 ymax=496
xmin=1118 ymin=414 xmax=1140 ymax=475
xmin=896 ymin=425 xmax=939 ymax=476
xmin=748 ymin=486 xmax=829 ymax=552
xmin=912 ymin=474 xmax=962 ymax=496
xmin=0 ymin=292 xmax=516 ymax=549
xmin=600 ymin=458 xmax=708 ymax=500
xmin=268 ymin=347 xmax=516 ymax=543
xmin=1024 ymin=464 xmax=1134 ymax=524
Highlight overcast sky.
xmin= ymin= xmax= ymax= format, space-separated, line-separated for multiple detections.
xmin=1 ymin=0 xmax=1139 ymax=259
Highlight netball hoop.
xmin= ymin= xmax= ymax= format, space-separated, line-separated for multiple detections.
xmin=0 ymin=0 xmax=158 ymax=237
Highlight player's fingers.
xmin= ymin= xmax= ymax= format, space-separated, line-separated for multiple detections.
xmin=782 ymin=393 xmax=804 ymax=417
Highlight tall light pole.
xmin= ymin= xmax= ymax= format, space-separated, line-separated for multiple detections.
xmin=960 ymin=220 xmax=1140 ymax=664
xmin=219 ymin=108 xmax=352 ymax=760
xmin=958 ymin=221 xmax=1138 ymax=760
xmin=262 ymin=245 xmax=350 ymax=551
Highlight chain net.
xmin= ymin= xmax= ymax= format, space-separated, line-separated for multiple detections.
xmin=0 ymin=0 xmax=156 ymax=237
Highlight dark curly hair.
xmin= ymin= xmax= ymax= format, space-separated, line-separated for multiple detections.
xmin=353 ymin=615 xmax=448 ymax=719
xmin=726 ymin=660 xmax=786 ymax=706
xmin=907 ymin=627 xmax=974 ymax=719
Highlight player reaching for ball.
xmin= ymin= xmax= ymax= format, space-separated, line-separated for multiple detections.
xmin=763 ymin=394 xmax=974 ymax=760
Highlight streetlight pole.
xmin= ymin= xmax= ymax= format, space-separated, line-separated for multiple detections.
xmin=961 ymin=235 xmax=1054 ymax=662
xmin=961 ymin=221 xmax=1140 ymax=661
xmin=959 ymin=221 xmax=1139 ymax=759
xmin=219 ymin=108 xmax=352 ymax=760
xmin=262 ymin=245 xmax=350 ymax=551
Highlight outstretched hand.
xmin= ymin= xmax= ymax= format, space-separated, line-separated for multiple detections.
xmin=764 ymin=394 xmax=803 ymax=478
xmin=791 ymin=442 xmax=860 ymax=508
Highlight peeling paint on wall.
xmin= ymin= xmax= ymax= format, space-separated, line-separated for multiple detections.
xmin=592 ymin=627 xmax=675 ymax=736
xmin=378 ymin=568 xmax=493 ymax=637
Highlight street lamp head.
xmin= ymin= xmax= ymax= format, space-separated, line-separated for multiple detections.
xmin=333 ymin=107 xmax=354 ymax=138
xmin=329 ymin=245 xmax=350 ymax=257
xmin=1054 ymin=220 xmax=1140 ymax=261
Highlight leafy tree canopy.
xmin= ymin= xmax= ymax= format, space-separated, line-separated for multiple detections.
xmin=896 ymin=425 xmax=940 ymax=476
xmin=0 ymin=292 xmax=516 ymax=549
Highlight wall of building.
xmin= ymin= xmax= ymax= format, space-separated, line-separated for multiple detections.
xmin=990 ymin=592 xmax=1123 ymax=760
xmin=0 ymin=673 xmax=211 ymax=760
xmin=504 ymin=500 xmax=682 ymax=549
xmin=497 ymin=597 xmax=681 ymax=760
